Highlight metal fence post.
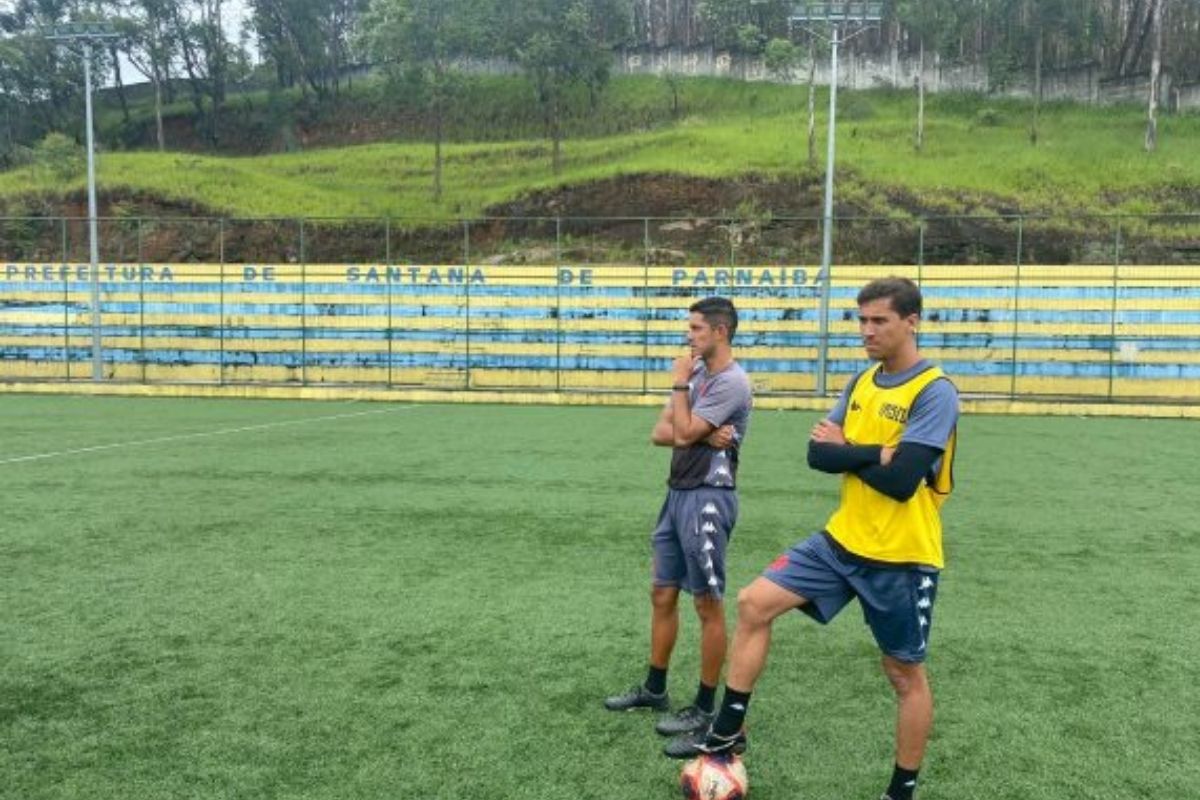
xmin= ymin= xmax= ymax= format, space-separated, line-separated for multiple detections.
xmin=62 ymin=217 xmax=70 ymax=381
xmin=385 ymin=216 xmax=393 ymax=388
xmin=219 ymin=218 xmax=226 ymax=385
xmin=1107 ymin=219 xmax=1123 ymax=401
xmin=643 ymin=216 xmax=651 ymax=395
xmin=300 ymin=217 xmax=307 ymax=386
xmin=555 ymin=216 xmax=563 ymax=392
xmin=814 ymin=217 xmax=834 ymax=397
xmin=916 ymin=219 xmax=925 ymax=350
xmin=916 ymin=220 xmax=925 ymax=286
xmin=1010 ymin=216 xmax=1023 ymax=400
xmin=464 ymin=219 xmax=472 ymax=390
xmin=138 ymin=218 xmax=146 ymax=384
xmin=729 ymin=215 xmax=736 ymax=267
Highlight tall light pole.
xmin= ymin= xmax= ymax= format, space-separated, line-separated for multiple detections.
xmin=46 ymin=22 xmax=119 ymax=382
xmin=790 ymin=2 xmax=882 ymax=395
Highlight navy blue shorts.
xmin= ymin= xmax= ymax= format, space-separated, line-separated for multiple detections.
xmin=763 ymin=532 xmax=939 ymax=663
xmin=651 ymin=488 xmax=738 ymax=599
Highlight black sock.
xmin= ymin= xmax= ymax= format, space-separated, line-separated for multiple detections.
xmin=711 ymin=686 xmax=752 ymax=737
xmin=644 ymin=665 xmax=668 ymax=695
xmin=886 ymin=764 xmax=920 ymax=800
xmin=694 ymin=682 xmax=717 ymax=713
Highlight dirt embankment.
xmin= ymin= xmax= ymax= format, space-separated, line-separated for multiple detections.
xmin=2 ymin=174 xmax=1197 ymax=265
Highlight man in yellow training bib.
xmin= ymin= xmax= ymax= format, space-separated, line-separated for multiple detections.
xmin=664 ymin=277 xmax=959 ymax=800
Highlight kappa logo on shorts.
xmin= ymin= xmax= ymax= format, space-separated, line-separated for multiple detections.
xmin=919 ymin=576 xmax=935 ymax=591
xmin=701 ymin=522 xmax=717 ymax=534
xmin=701 ymin=502 xmax=720 ymax=516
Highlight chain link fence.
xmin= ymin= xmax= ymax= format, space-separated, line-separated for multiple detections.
xmin=2 ymin=214 xmax=1198 ymax=401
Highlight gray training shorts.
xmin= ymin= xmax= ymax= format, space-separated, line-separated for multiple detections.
xmin=651 ymin=487 xmax=739 ymax=598
xmin=763 ymin=532 xmax=939 ymax=663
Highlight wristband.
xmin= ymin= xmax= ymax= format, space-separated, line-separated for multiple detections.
xmin=672 ymin=384 xmax=690 ymax=392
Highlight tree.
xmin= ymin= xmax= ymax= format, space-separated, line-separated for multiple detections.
xmin=498 ymin=0 xmax=632 ymax=176
xmin=1145 ymin=0 xmax=1164 ymax=152
xmin=251 ymin=0 xmax=368 ymax=100
xmin=764 ymin=36 xmax=818 ymax=168
xmin=1 ymin=0 xmax=89 ymax=139
xmin=361 ymin=0 xmax=490 ymax=200
xmin=33 ymin=131 xmax=84 ymax=181
xmin=113 ymin=0 xmax=178 ymax=150
xmin=896 ymin=0 xmax=961 ymax=153
xmin=763 ymin=36 xmax=800 ymax=81
xmin=163 ymin=0 xmax=233 ymax=146
xmin=698 ymin=0 xmax=791 ymax=52
xmin=1022 ymin=0 xmax=1099 ymax=145
xmin=892 ymin=0 xmax=974 ymax=152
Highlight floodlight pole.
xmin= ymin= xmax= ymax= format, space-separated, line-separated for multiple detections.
xmin=791 ymin=4 xmax=881 ymax=395
xmin=816 ymin=24 xmax=840 ymax=396
xmin=47 ymin=24 xmax=119 ymax=381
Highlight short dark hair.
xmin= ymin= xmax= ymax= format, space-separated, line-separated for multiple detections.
xmin=857 ymin=277 xmax=922 ymax=319
xmin=690 ymin=296 xmax=738 ymax=341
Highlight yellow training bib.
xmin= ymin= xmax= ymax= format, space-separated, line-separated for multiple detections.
xmin=825 ymin=364 xmax=957 ymax=568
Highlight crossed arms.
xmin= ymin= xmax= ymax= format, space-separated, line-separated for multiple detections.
xmin=807 ymin=419 xmax=943 ymax=502
xmin=651 ymin=401 xmax=736 ymax=449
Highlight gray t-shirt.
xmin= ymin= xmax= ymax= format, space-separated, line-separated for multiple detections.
xmin=829 ymin=360 xmax=958 ymax=451
xmin=668 ymin=360 xmax=754 ymax=490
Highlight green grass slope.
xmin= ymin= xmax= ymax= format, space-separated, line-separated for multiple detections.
xmin=2 ymin=76 xmax=1199 ymax=220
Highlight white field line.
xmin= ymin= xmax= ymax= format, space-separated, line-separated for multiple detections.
xmin=1 ymin=404 xmax=418 ymax=466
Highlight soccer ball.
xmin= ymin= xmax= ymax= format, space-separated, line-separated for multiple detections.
xmin=680 ymin=753 xmax=749 ymax=800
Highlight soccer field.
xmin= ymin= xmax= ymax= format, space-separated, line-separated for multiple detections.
xmin=2 ymin=396 xmax=1197 ymax=800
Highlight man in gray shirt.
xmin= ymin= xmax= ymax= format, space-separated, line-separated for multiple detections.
xmin=604 ymin=296 xmax=754 ymax=742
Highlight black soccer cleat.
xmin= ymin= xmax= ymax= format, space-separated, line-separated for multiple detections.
xmin=655 ymin=705 xmax=715 ymax=737
xmin=603 ymin=684 xmax=670 ymax=712
xmin=662 ymin=726 xmax=747 ymax=759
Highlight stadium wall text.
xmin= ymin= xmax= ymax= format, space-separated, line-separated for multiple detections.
xmin=2 ymin=262 xmax=1198 ymax=402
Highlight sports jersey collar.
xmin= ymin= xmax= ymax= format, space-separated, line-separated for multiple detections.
xmin=871 ymin=359 xmax=935 ymax=389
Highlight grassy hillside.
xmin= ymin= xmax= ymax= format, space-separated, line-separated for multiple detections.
xmin=2 ymin=75 xmax=1199 ymax=221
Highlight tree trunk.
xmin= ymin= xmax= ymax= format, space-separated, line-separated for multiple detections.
xmin=1113 ymin=0 xmax=1142 ymax=74
xmin=164 ymin=62 xmax=176 ymax=104
xmin=889 ymin=19 xmax=899 ymax=87
xmin=199 ymin=0 xmax=227 ymax=147
xmin=552 ymin=92 xmax=562 ymax=176
xmin=915 ymin=38 xmax=925 ymax=152
xmin=433 ymin=75 xmax=444 ymax=201
xmin=1030 ymin=29 xmax=1043 ymax=145
xmin=1145 ymin=0 xmax=1163 ymax=152
xmin=806 ymin=55 xmax=817 ymax=168
xmin=1126 ymin=0 xmax=1156 ymax=76
xmin=110 ymin=44 xmax=132 ymax=125
xmin=154 ymin=72 xmax=165 ymax=151
xmin=180 ymin=46 xmax=208 ymax=122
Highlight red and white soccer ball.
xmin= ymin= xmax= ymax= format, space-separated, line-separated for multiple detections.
xmin=680 ymin=754 xmax=749 ymax=800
